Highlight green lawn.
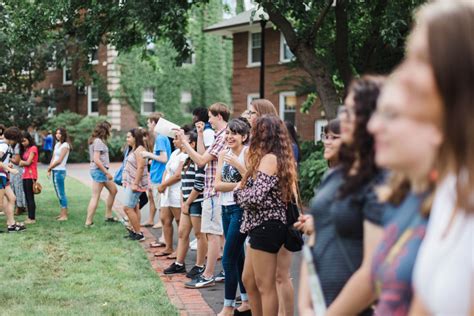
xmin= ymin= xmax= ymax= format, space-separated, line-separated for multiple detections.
xmin=0 ymin=171 xmax=177 ymax=315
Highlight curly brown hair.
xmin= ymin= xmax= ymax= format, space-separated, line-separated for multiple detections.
xmin=242 ymin=115 xmax=298 ymax=202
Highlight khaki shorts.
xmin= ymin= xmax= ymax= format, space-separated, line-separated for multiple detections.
xmin=149 ymin=183 xmax=162 ymax=205
xmin=201 ymin=196 xmax=223 ymax=235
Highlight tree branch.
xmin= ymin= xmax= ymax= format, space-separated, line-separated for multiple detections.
xmin=335 ymin=0 xmax=352 ymax=88
xmin=310 ymin=0 xmax=334 ymax=40
xmin=262 ymin=3 xmax=299 ymax=50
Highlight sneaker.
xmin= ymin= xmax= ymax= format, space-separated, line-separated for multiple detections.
xmin=189 ymin=238 xmax=198 ymax=251
xmin=186 ymin=265 xmax=205 ymax=279
xmin=164 ymin=262 xmax=186 ymax=275
xmin=130 ymin=232 xmax=145 ymax=242
xmin=214 ymin=270 xmax=225 ymax=283
xmin=7 ymin=223 xmax=26 ymax=232
xmin=184 ymin=275 xmax=215 ymax=289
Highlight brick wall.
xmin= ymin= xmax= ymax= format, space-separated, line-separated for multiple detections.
xmin=231 ymin=28 xmax=323 ymax=141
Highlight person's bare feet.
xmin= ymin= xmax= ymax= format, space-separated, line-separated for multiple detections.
xmin=152 ymin=222 xmax=162 ymax=229
xmin=57 ymin=216 xmax=68 ymax=221
xmin=217 ymin=307 xmax=234 ymax=316
xmin=25 ymin=218 xmax=36 ymax=224
xmin=236 ymin=302 xmax=251 ymax=312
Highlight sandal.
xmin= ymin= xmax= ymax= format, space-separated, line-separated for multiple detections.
xmin=8 ymin=223 xmax=26 ymax=232
xmin=149 ymin=241 xmax=166 ymax=248
xmin=105 ymin=217 xmax=119 ymax=223
xmin=85 ymin=222 xmax=94 ymax=228
xmin=154 ymin=251 xmax=172 ymax=257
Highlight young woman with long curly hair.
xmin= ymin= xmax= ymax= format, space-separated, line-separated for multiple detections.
xmin=234 ymin=115 xmax=298 ymax=316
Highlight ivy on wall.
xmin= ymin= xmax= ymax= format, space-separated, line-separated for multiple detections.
xmin=118 ymin=0 xmax=233 ymax=126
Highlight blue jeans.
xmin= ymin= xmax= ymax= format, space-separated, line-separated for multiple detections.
xmin=221 ymin=204 xmax=248 ymax=307
xmin=52 ymin=170 xmax=68 ymax=208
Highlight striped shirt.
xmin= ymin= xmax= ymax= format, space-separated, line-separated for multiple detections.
xmin=204 ymin=127 xmax=227 ymax=199
xmin=123 ymin=148 xmax=149 ymax=192
xmin=181 ymin=160 xmax=205 ymax=203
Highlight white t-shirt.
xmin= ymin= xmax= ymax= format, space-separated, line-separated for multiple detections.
xmin=0 ymin=141 xmax=10 ymax=178
xmin=203 ymin=128 xmax=215 ymax=148
xmin=52 ymin=142 xmax=70 ymax=171
xmin=413 ymin=175 xmax=474 ymax=316
xmin=160 ymin=149 xmax=188 ymax=208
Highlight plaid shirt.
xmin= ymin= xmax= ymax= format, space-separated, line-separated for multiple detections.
xmin=204 ymin=127 xmax=227 ymax=198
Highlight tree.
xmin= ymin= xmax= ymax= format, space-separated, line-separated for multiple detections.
xmin=256 ymin=0 xmax=425 ymax=118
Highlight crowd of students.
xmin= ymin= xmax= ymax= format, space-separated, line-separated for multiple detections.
xmin=0 ymin=1 xmax=472 ymax=315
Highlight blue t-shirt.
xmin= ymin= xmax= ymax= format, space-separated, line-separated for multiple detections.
xmin=149 ymin=135 xmax=171 ymax=184
xmin=371 ymin=192 xmax=428 ymax=315
xmin=43 ymin=134 xmax=54 ymax=151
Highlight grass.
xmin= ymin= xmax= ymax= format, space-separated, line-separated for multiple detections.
xmin=0 ymin=171 xmax=178 ymax=315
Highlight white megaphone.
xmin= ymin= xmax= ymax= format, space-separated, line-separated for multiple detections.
xmin=154 ymin=118 xmax=181 ymax=138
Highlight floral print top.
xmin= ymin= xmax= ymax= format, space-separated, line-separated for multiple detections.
xmin=234 ymin=171 xmax=287 ymax=233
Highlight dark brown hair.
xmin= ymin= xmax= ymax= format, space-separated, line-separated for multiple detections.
xmin=147 ymin=112 xmax=164 ymax=124
xmin=88 ymin=124 xmax=110 ymax=144
xmin=208 ymin=102 xmax=231 ymax=122
xmin=4 ymin=127 xmax=22 ymax=144
xmin=129 ymin=128 xmax=145 ymax=149
xmin=420 ymin=1 xmax=474 ymax=212
xmin=338 ymin=75 xmax=385 ymax=198
xmin=242 ymin=115 xmax=298 ymax=202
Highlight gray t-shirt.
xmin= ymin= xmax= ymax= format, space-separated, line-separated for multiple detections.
xmin=89 ymin=138 xmax=109 ymax=169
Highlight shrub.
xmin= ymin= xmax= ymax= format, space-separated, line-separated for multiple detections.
xmin=299 ymin=141 xmax=328 ymax=203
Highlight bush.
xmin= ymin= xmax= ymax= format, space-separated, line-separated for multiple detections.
xmin=299 ymin=141 xmax=328 ymax=203
xmin=41 ymin=112 xmax=127 ymax=163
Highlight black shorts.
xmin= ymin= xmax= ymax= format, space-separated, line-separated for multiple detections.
xmin=248 ymin=220 xmax=287 ymax=254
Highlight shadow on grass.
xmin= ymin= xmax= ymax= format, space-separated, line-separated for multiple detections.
xmin=0 ymin=171 xmax=178 ymax=315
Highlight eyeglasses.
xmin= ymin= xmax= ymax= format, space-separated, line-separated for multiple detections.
xmin=321 ymin=133 xmax=340 ymax=141
xmin=337 ymin=105 xmax=355 ymax=121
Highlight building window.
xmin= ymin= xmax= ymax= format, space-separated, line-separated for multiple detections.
xmin=182 ymin=40 xmax=195 ymax=66
xmin=280 ymin=32 xmax=294 ymax=63
xmin=47 ymin=50 xmax=57 ymax=71
xmin=88 ymin=85 xmax=99 ymax=116
xmin=63 ymin=59 xmax=72 ymax=84
xmin=248 ymin=31 xmax=261 ymax=65
xmin=141 ymin=88 xmax=155 ymax=114
xmin=279 ymin=92 xmax=297 ymax=126
xmin=89 ymin=47 xmax=99 ymax=65
xmin=247 ymin=93 xmax=260 ymax=109
xmin=315 ymin=119 xmax=328 ymax=142
xmin=180 ymin=91 xmax=192 ymax=104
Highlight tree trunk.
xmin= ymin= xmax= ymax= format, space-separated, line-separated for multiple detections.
xmin=295 ymin=44 xmax=340 ymax=119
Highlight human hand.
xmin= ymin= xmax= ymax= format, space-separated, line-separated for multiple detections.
xmin=8 ymin=167 xmax=19 ymax=175
xmin=195 ymin=121 xmax=205 ymax=134
xmin=47 ymin=169 xmax=51 ymax=178
xmin=182 ymin=202 xmax=190 ymax=215
xmin=106 ymin=172 xmax=113 ymax=181
xmin=131 ymin=183 xmax=139 ymax=192
xmin=223 ymin=152 xmax=240 ymax=169
xmin=173 ymin=129 xmax=187 ymax=142
xmin=157 ymin=184 xmax=165 ymax=193
xmin=294 ymin=214 xmax=314 ymax=235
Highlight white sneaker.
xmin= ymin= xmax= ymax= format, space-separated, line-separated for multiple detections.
xmin=189 ymin=238 xmax=198 ymax=251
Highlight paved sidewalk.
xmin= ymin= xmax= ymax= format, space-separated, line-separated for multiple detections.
xmin=67 ymin=163 xmax=301 ymax=315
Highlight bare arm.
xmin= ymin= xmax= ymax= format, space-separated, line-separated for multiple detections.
xmin=93 ymin=151 xmax=109 ymax=175
xmin=20 ymin=151 xmax=35 ymax=167
xmin=143 ymin=151 xmax=168 ymax=164
xmin=196 ymin=130 xmax=206 ymax=154
xmin=181 ymin=141 xmax=214 ymax=168
xmin=11 ymin=153 xmax=20 ymax=165
xmin=326 ymin=221 xmax=383 ymax=315
xmin=409 ymin=294 xmax=430 ymax=316
xmin=132 ymin=147 xmax=146 ymax=190
xmin=160 ymin=161 xmax=184 ymax=188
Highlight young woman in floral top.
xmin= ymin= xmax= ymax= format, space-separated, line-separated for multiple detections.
xmin=234 ymin=115 xmax=298 ymax=316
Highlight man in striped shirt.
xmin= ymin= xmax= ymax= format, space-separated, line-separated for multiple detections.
xmin=175 ymin=102 xmax=229 ymax=289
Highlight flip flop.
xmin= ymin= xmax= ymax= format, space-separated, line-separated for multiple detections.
xmin=167 ymin=254 xmax=177 ymax=260
xmin=105 ymin=217 xmax=120 ymax=223
xmin=141 ymin=223 xmax=153 ymax=227
xmin=154 ymin=252 xmax=172 ymax=257
xmin=150 ymin=241 xmax=166 ymax=248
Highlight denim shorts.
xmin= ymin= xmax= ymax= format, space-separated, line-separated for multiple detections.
xmin=90 ymin=168 xmax=108 ymax=183
xmin=188 ymin=201 xmax=202 ymax=217
xmin=0 ymin=176 xmax=8 ymax=189
xmin=124 ymin=186 xmax=142 ymax=208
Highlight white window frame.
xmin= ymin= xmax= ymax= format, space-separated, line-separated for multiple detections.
xmin=89 ymin=47 xmax=99 ymax=65
xmin=88 ymin=85 xmax=99 ymax=116
xmin=180 ymin=91 xmax=192 ymax=104
xmin=315 ymin=119 xmax=328 ymax=143
xmin=247 ymin=31 xmax=262 ymax=67
xmin=63 ymin=60 xmax=72 ymax=85
xmin=247 ymin=93 xmax=260 ymax=109
xmin=279 ymin=32 xmax=295 ymax=63
xmin=141 ymin=88 xmax=155 ymax=115
xmin=279 ymin=91 xmax=297 ymax=122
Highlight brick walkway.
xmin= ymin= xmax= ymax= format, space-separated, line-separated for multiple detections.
xmin=67 ymin=163 xmax=215 ymax=316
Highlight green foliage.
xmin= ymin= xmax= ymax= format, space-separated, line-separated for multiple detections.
xmin=41 ymin=112 xmax=125 ymax=163
xmin=0 ymin=94 xmax=47 ymax=129
xmin=299 ymin=141 xmax=328 ymax=203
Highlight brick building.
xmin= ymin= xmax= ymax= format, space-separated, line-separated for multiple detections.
xmin=205 ymin=10 xmax=326 ymax=141
xmin=35 ymin=44 xmax=138 ymax=131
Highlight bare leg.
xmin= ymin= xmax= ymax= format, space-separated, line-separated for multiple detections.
xmin=85 ymin=181 xmax=105 ymax=225
xmin=1 ymin=187 xmax=16 ymax=226
xmin=125 ymin=206 xmax=141 ymax=233
xmin=243 ymin=245 xmax=262 ymax=316
xmin=103 ymin=180 xmax=117 ymax=219
xmin=176 ymin=213 xmax=192 ymax=264
xmin=160 ymin=206 xmax=174 ymax=253
xmin=202 ymin=233 xmax=220 ymax=278
xmin=143 ymin=189 xmax=156 ymax=226
xmin=191 ymin=216 xmax=207 ymax=266
xmin=276 ymin=247 xmax=294 ymax=316
xmin=251 ymin=247 xmax=279 ymax=316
